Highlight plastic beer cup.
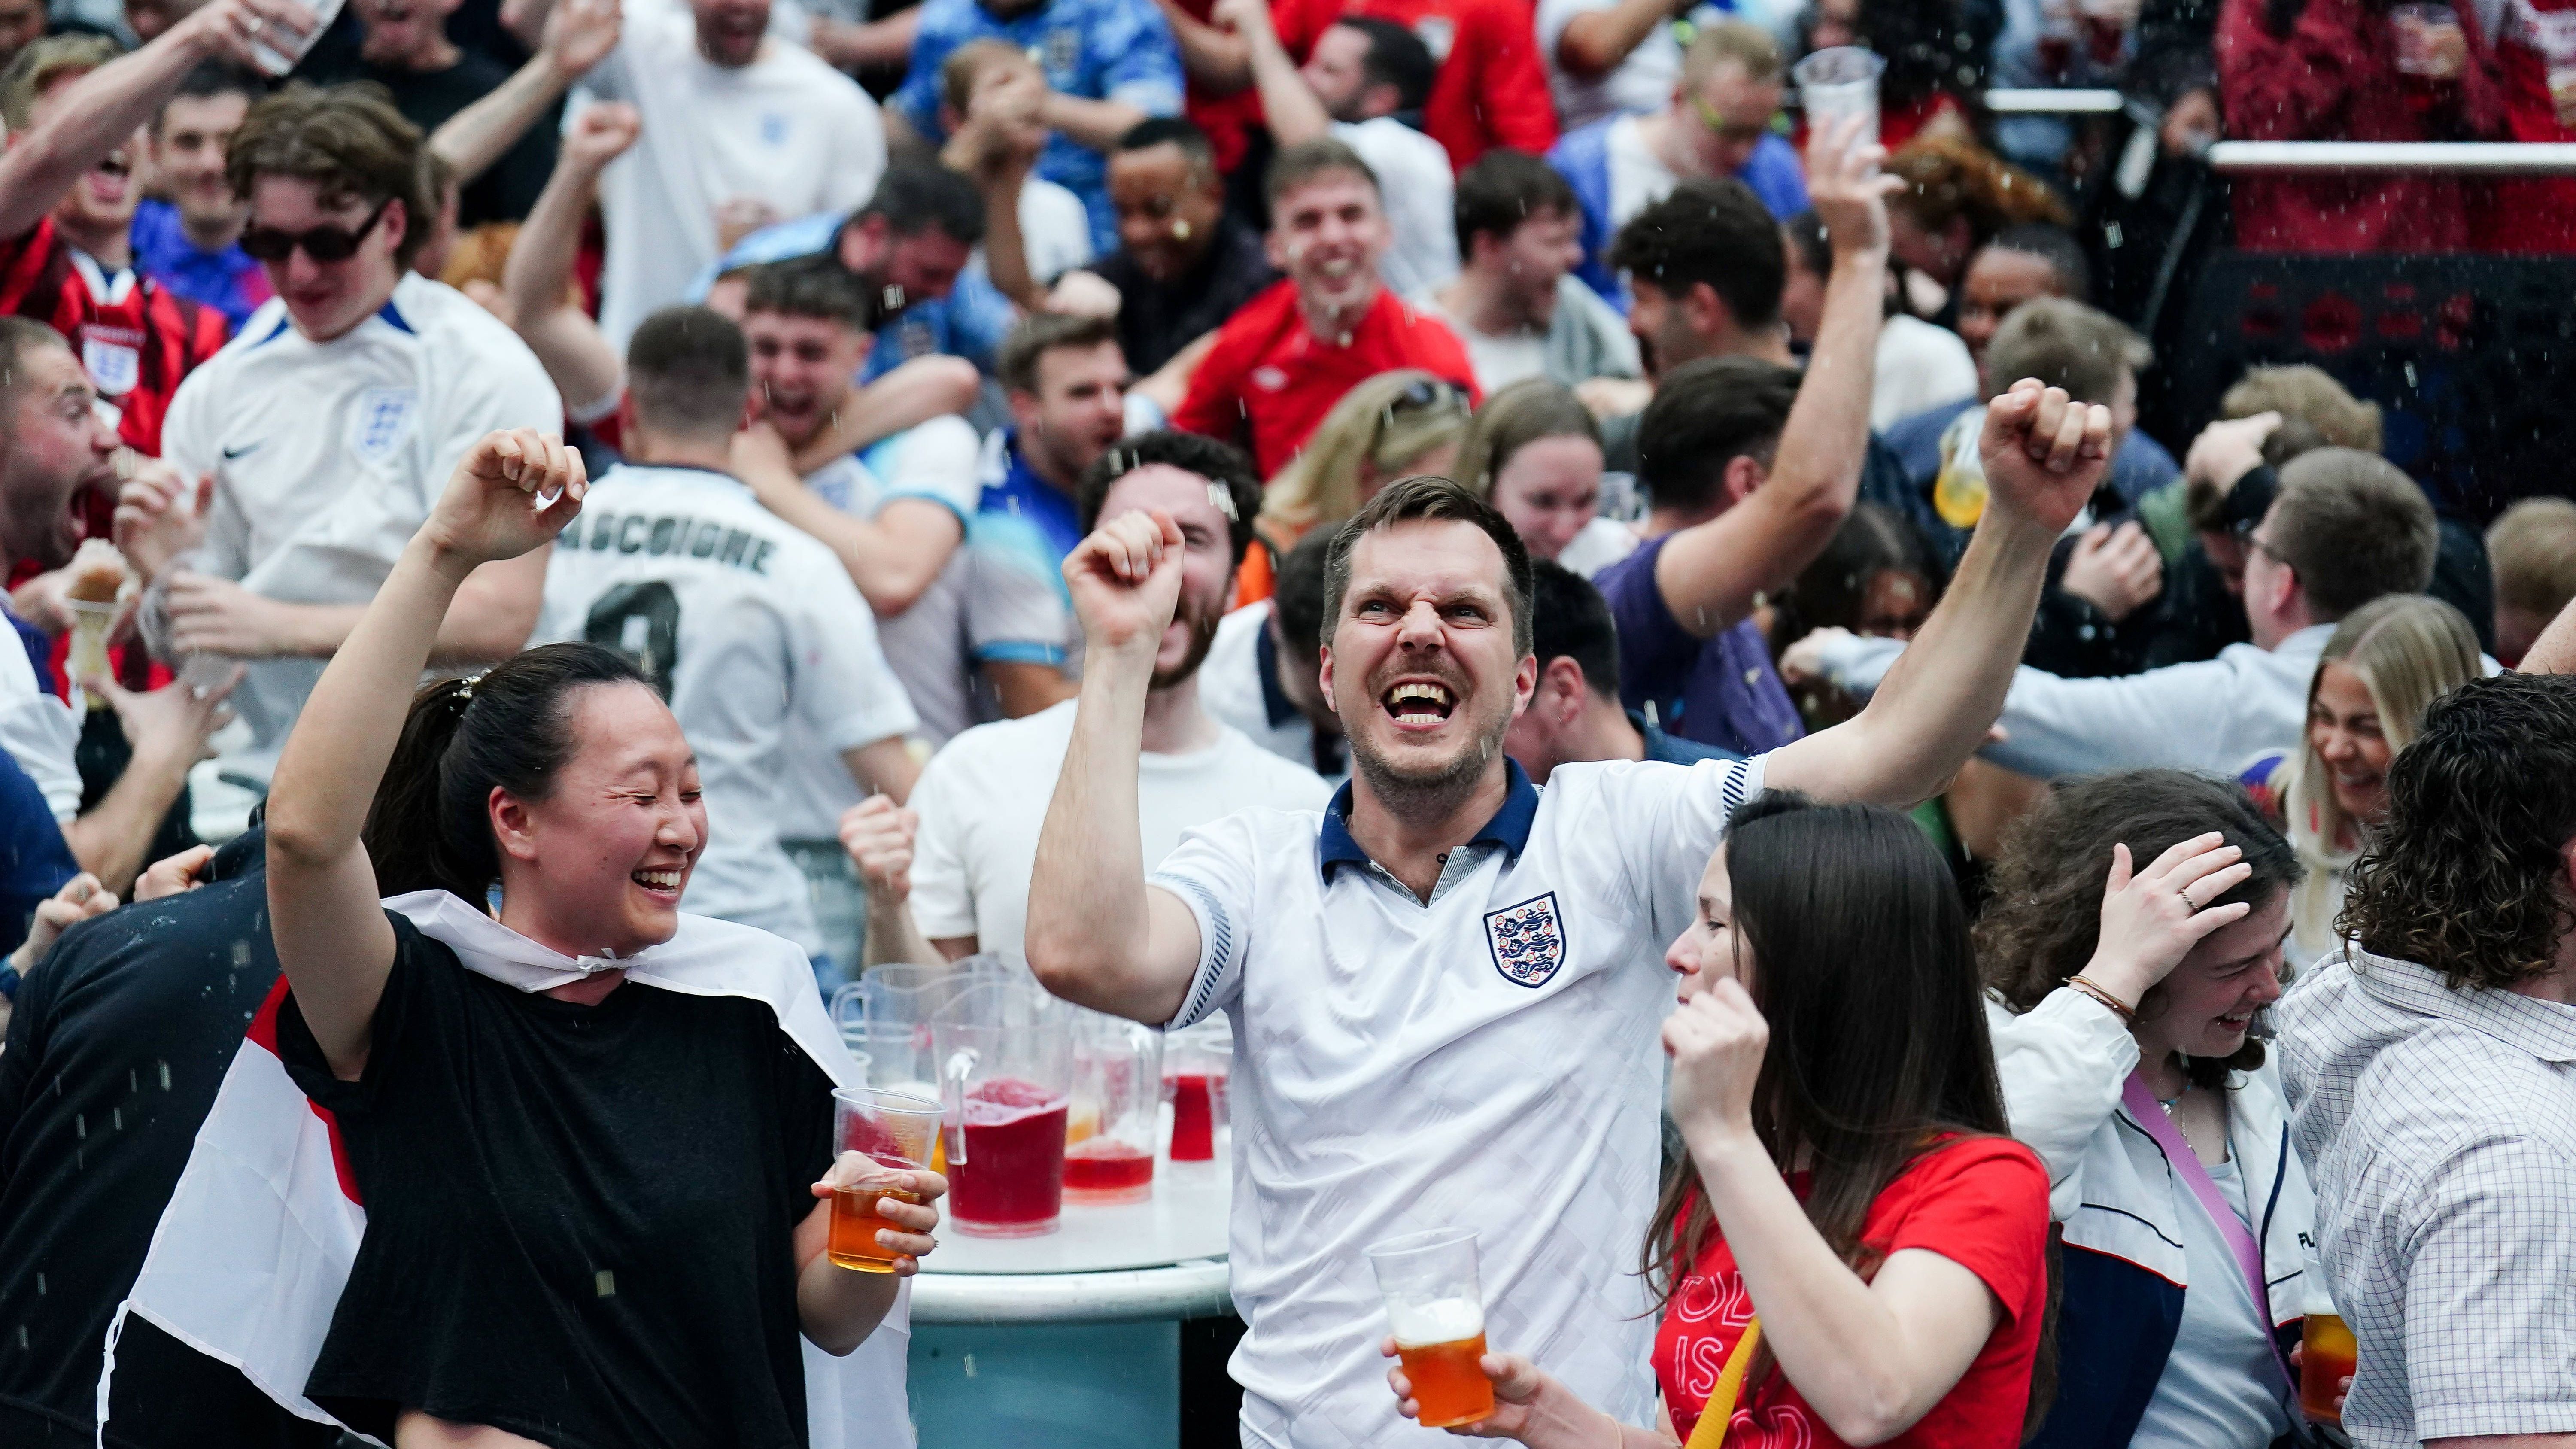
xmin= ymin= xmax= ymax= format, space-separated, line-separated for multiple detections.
xmin=826 ymin=1088 xmax=941 ymax=1273
xmin=1368 ymin=1227 xmax=1495 ymax=1429
xmin=2300 ymin=1312 xmax=2356 ymax=1425
xmin=1792 ymin=46 xmax=1887 ymax=159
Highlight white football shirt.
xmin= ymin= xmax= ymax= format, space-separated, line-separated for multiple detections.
xmin=534 ymin=463 xmax=918 ymax=954
xmin=771 ymin=417 xmax=1064 ymax=842
xmin=1197 ymin=601 xmax=1345 ymax=783
xmin=1148 ymin=753 xmax=1766 ymax=1445
xmin=0 ymin=630 xmax=80 ymax=822
xmin=579 ymin=12 xmax=889 ymax=350
xmin=908 ymin=699 xmax=1331 ymax=957
xmin=158 ymin=273 xmax=564 ymax=780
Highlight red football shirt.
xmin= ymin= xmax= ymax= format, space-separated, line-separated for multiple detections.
xmin=1271 ymin=0 xmax=1558 ymax=172
xmin=0 ymin=216 xmax=230 ymax=458
xmin=1170 ymin=278 xmax=1479 ymax=478
xmin=1651 ymin=1135 xmax=2050 ymax=1447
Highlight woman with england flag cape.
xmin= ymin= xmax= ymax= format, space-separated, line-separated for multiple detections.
xmin=117 ymin=428 xmax=946 ymax=1449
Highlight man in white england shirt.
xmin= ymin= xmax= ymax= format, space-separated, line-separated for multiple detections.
xmin=122 ymin=85 xmax=562 ymax=787
xmin=535 ymin=0 xmax=890 ymax=349
xmin=533 ymin=305 xmax=921 ymax=960
xmin=843 ymin=430 xmax=1328 ymax=969
xmin=1023 ymin=383 xmax=2115 ymax=1442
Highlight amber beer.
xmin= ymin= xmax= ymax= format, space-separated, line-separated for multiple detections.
xmin=1367 ymin=1227 xmax=1496 ymax=1430
xmin=826 ymin=1088 xmax=942 ymax=1273
xmin=2300 ymin=1312 xmax=2357 ymax=1425
xmin=1390 ymin=1299 xmax=1495 ymax=1428
xmin=828 ymin=1183 xmax=925 ymax=1273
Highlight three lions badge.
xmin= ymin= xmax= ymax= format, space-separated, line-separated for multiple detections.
xmin=1485 ymin=893 xmax=1565 ymax=988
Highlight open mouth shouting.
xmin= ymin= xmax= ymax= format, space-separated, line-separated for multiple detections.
xmin=1382 ymin=679 xmax=1458 ymax=730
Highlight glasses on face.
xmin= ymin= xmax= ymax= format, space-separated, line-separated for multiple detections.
xmin=239 ymin=197 xmax=393 ymax=264
xmin=1690 ymin=95 xmax=1771 ymax=146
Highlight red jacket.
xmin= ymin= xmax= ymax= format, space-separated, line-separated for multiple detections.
xmin=2469 ymin=0 xmax=2576 ymax=251
xmin=2216 ymin=0 xmax=2507 ymax=252
xmin=1272 ymin=0 xmax=1558 ymax=171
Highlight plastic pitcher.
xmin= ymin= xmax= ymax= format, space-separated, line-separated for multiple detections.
xmin=932 ymin=980 xmax=1073 ymax=1237
xmin=1066 ymin=1009 xmax=1163 ymax=1203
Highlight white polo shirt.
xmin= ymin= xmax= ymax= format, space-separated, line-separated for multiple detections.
xmin=534 ymin=463 xmax=918 ymax=955
xmin=1148 ymin=752 xmax=1765 ymax=1445
xmin=158 ymin=273 xmax=564 ymax=781
xmin=1197 ymin=601 xmax=1346 ymax=782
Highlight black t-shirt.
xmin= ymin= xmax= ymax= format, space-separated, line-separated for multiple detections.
xmin=0 ymin=831 xmax=333 ymax=1449
xmin=304 ymin=52 xmax=558 ymax=227
xmin=271 ymin=912 xmax=836 ymax=1449
xmin=1096 ymin=217 xmax=1278 ymax=376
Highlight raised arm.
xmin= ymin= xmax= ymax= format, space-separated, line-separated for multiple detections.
xmin=503 ymin=101 xmax=635 ymax=414
xmin=429 ymin=0 xmax=620 ymax=186
xmin=1214 ymin=0 xmax=1331 ymax=147
xmin=1023 ymin=510 xmax=1205 ymax=1024
xmin=730 ymin=424 xmax=968 ymax=617
xmin=1765 ymin=379 xmax=2113 ymax=806
xmin=1553 ymin=0 xmax=1681 ymax=78
xmin=0 ymin=0 xmax=313 ymax=240
xmin=1153 ymin=0 xmax=1251 ymax=91
xmin=1648 ymin=119 xmax=1888 ymax=638
xmin=265 ymin=431 xmax=586 ymax=1080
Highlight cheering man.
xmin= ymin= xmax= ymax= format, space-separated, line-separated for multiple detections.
xmin=1024 ymin=373 xmax=2112 ymax=1440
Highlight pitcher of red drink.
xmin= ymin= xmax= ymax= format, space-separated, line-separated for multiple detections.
xmin=1066 ymin=1009 xmax=1163 ymax=1203
xmin=932 ymin=980 xmax=1074 ymax=1237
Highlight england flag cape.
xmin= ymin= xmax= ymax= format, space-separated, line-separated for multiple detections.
xmin=97 ymin=889 xmax=915 ymax=1449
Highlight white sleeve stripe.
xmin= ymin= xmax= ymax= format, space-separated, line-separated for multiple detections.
xmin=1152 ymin=872 xmax=1239 ymax=1031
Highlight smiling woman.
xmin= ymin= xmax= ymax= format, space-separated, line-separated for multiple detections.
xmin=1978 ymin=770 xmax=2340 ymax=1449
xmin=246 ymin=428 xmax=942 ymax=1447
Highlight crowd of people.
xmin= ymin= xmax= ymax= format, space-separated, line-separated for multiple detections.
xmin=0 ymin=0 xmax=2569 ymax=1444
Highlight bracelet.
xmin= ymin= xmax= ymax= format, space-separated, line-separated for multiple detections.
xmin=0 ymin=965 xmax=20 ymax=1002
xmin=2067 ymin=974 xmax=2135 ymax=1023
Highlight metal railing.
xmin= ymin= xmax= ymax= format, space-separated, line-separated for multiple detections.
xmin=1980 ymin=88 xmax=2128 ymax=114
xmin=2206 ymin=140 xmax=2576 ymax=174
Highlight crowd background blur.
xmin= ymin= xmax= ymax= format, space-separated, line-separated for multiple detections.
xmin=0 ymin=0 xmax=2570 ymax=1441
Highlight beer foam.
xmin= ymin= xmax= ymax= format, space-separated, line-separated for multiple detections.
xmin=1387 ymin=1296 xmax=1484 ymax=1347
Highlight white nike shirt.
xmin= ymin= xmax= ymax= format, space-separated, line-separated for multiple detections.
xmin=158 ymin=273 xmax=563 ymax=780
xmin=1149 ymin=753 xmax=1767 ymax=1446
xmin=578 ymin=11 xmax=888 ymax=351
xmin=534 ymin=463 xmax=918 ymax=954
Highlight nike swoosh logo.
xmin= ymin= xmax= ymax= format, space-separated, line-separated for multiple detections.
xmin=221 ymin=442 xmax=261 ymax=460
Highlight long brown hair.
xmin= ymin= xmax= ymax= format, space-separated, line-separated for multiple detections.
xmin=1645 ymin=793 xmax=2044 ymax=1416
xmin=1978 ymin=771 xmax=2298 ymax=1089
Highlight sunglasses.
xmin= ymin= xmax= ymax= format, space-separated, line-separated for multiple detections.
xmin=239 ymin=197 xmax=393 ymax=264
xmin=1386 ymin=378 xmax=1469 ymax=420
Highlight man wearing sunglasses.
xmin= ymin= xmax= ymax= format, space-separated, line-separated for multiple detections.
xmin=1547 ymin=20 xmax=1809 ymax=311
xmin=122 ymin=85 xmax=562 ymax=797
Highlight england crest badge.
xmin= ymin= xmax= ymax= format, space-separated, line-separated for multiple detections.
xmin=1485 ymin=893 xmax=1565 ymax=988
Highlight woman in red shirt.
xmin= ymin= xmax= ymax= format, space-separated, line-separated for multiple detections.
xmin=1385 ymin=792 xmax=2053 ymax=1446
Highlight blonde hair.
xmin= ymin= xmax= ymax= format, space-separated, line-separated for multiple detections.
xmin=2221 ymin=365 xmax=2382 ymax=452
xmin=1261 ymin=370 xmax=1470 ymax=539
xmin=1680 ymin=19 xmax=1782 ymax=89
xmin=2279 ymin=595 xmax=2481 ymax=957
xmin=2487 ymin=496 xmax=2576 ymax=621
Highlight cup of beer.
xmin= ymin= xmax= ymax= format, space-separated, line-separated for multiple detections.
xmin=2300 ymin=1312 xmax=2356 ymax=1425
xmin=1367 ymin=1227 xmax=1495 ymax=1430
xmin=826 ymin=1088 xmax=941 ymax=1273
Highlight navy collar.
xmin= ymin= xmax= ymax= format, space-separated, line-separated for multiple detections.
xmin=1316 ymin=759 xmax=1540 ymax=881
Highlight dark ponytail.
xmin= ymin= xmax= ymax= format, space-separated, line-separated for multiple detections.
xmin=361 ymin=642 xmax=650 ymax=902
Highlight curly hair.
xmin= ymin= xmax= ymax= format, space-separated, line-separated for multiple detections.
xmin=2340 ymin=673 xmax=2576 ymax=989
xmin=1978 ymin=771 xmax=2299 ymax=1088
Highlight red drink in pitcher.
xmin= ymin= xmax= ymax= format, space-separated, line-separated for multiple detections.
xmin=950 ymin=1078 xmax=1070 ymax=1236
xmin=1063 ymin=1139 xmax=1155 ymax=1201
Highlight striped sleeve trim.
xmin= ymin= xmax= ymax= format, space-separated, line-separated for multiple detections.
xmin=1152 ymin=871 xmax=1241 ymax=1031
